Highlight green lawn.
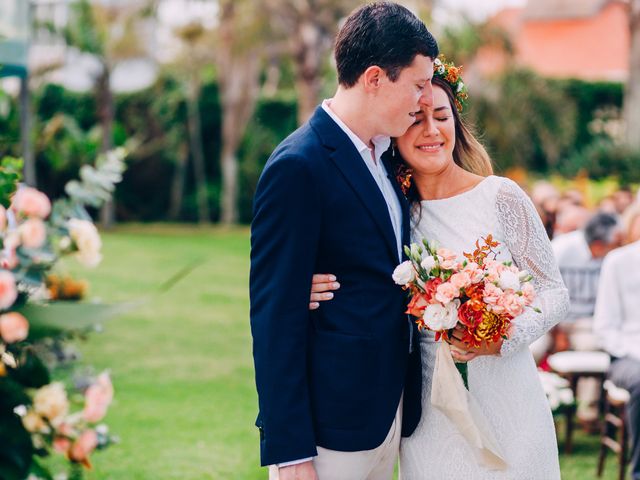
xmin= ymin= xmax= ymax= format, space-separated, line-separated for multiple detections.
xmin=54 ymin=225 xmax=624 ymax=479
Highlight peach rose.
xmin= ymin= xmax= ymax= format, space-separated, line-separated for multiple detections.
xmin=22 ymin=410 xmax=49 ymax=434
xmin=435 ymin=281 xmax=459 ymax=304
xmin=34 ymin=382 xmax=69 ymax=426
xmin=0 ymin=312 xmax=28 ymax=343
xmin=449 ymin=271 xmax=471 ymax=290
xmin=19 ymin=218 xmax=47 ymax=249
xmin=436 ymin=248 xmax=458 ymax=270
xmin=67 ymin=219 xmax=102 ymax=268
xmin=12 ymin=187 xmax=51 ymax=219
xmin=83 ymin=372 xmax=114 ymax=423
xmin=69 ymin=429 xmax=99 ymax=465
xmin=0 ymin=271 xmax=17 ymax=309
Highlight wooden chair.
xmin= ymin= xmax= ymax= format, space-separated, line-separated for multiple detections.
xmin=597 ymin=380 xmax=631 ymax=480
xmin=547 ymin=350 xmax=610 ymax=453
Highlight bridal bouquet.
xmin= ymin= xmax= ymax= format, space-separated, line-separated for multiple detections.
xmin=393 ymin=235 xmax=538 ymax=351
xmin=392 ymin=235 xmax=540 ymax=469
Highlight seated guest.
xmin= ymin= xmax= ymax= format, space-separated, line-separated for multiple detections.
xmin=552 ymin=212 xmax=621 ymax=324
xmin=553 ymin=204 xmax=591 ymax=237
xmin=593 ymin=205 xmax=640 ymax=480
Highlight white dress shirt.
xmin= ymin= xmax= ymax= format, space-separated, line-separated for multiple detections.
xmin=593 ymin=241 xmax=640 ymax=361
xmin=278 ymin=103 xmax=405 ymax=469
xmin=551 ymin=230 xmax=601 ymax=320
xmin=322 ymin=100 xmax=403 ymax=261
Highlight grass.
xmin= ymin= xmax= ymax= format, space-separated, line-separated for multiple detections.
xmin=48 ymin=225 xmax=625 ymax=479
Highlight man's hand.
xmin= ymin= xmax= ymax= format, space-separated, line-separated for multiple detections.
xmin=277 ymin=461 xmax=318 ymax=480
xmin=447 ymin=323 xmax=503 ymax=362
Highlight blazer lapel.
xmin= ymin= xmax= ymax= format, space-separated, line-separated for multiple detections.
xmin=310 ymin=107 xmax=399 ymax=263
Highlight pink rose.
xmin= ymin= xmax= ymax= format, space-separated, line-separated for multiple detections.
xmin=0 ymin=271 xmax=18 ymax=309
xmin=19 ymin=219 xmax=47 ymax=249
xmin=521 ymin=282 xmax=536 ymax=305
xmin=483 ymin=282 xmax=504 ymax=306
xmin=497 ymin=293 xmax=526 ymax=317
xmin=0 ymin=206 xmax=6 ymax=231
xmin=11 ymin=187 xmax=51 ymax=219
xmin=435 ymin=282 xmax=459 ymax=304
xmin=462 ymin=262 xmax=484 ymax=283
xmin=1 ymin=249 xmax=18 ymax=270
xmin=437 ymin=248 xmax=458 ymax=270
xmin=83 ymin=372 xmax=114 ymax=423
xmin=69 ymin=429 xmax=98 ymax=464
xmin=53 ymin=436 xmax=72 ymax=454
xmin=0 ymin=312 xmax=29 ymax=343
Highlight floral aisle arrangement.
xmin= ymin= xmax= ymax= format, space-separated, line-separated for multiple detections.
xmin=0 ymin=151 xmax=126 ymax=480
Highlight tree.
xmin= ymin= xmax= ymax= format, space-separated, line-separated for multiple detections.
xmin=217 ymin=0 xmax=264 ymax=224
xmin=264 ymin=0 xmax=359 ymax=125
xmin=625 ymin=0 xmax=640 ymax=149
xmin=172 ymin=21 xmax=214 ymax=224
xmin=51 ymin=0 xmax=152 ymax=227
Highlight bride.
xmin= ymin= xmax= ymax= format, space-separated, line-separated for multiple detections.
xmin=310 ymin=59 xmax=569 ymax=479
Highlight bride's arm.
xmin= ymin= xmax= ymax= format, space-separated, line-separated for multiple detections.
xmin=495 ymin=179 xmax=570 ymax=357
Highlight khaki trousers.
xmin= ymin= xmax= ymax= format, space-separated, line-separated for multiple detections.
xmin=269 ymin=398 xmax=402 ymax=480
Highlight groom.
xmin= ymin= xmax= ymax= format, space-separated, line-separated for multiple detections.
xmin=250 ymin=3 xmax=438 ymax=479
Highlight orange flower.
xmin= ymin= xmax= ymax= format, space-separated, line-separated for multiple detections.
xmin=445 ymin=65 xmax=461 ymax=83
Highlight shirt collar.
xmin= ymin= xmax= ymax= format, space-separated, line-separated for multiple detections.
xmin=322 ymin=99 xmax=390 ymax=163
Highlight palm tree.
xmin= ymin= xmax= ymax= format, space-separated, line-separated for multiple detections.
xmin=51 ymin=0 xmax=153 ymax=227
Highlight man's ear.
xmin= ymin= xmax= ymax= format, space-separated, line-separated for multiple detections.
xmin=362 ymin=66 xmax=385 ymax=93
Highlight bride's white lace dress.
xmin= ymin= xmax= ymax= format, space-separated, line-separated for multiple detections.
xmin=399 ymin=176 xmax=569 ymax=480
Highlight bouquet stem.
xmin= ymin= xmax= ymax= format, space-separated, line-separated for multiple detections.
xmin=455 ymin=361 xmax=469 ymax=390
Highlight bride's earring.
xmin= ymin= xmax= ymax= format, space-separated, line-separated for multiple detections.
xmin=392 ymin=142 xmax=396 ymax=157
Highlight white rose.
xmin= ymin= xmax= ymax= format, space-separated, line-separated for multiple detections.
xmin=67 ymin=218 xmax=102 ymax=268
xmin=423 ymin=301 xmax=459 ymax=331
xmin=33 ymin=382 xmax=69 ymax=426
xmin=420 ymin=255 xmax=437 ymax=272
xmin=392 ymin=261 xmax=415 ymax=285
xmin=498 ymin=270 xmax=520 ymax=291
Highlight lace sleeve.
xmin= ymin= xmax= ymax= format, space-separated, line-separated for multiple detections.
xmin=495 ymin=179 xmax=569 ymax=357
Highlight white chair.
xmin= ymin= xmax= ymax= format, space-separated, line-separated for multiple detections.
xmin=547 ymin=350 xmax=611 ymax=453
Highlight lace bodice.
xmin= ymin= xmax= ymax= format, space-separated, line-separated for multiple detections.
xmin=400 ymin=176 xmax=568 ymax=479
xmin=411 ymin=175 xmax=569 ymax=356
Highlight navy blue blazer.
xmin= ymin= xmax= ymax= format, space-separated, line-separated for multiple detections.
xmin=250 ymin=106 xmax=422 ymax=466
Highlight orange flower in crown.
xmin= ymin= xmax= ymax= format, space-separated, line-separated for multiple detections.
xmin=433 ymin=55 xmax=468 ymax=112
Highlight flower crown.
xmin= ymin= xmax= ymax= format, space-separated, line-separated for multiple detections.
xmin=433 ymin=55 xmax=469 ymax=112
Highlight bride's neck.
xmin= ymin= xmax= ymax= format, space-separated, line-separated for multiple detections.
xmin=414 ymin=163 xmax=482 ymax=200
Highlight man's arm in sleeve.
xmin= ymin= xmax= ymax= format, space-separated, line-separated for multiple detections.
xmin=250 ymin=155 xmax=321 ymax=466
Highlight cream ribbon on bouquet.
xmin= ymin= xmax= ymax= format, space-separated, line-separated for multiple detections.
xmin=431 ymin=342 xmax=508 ymax=470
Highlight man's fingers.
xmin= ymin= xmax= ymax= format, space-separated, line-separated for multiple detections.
xmin=309 ymin=302 xmax=320 ymax=310
xmin=310 ymin=281 xmax=340 ymax=293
